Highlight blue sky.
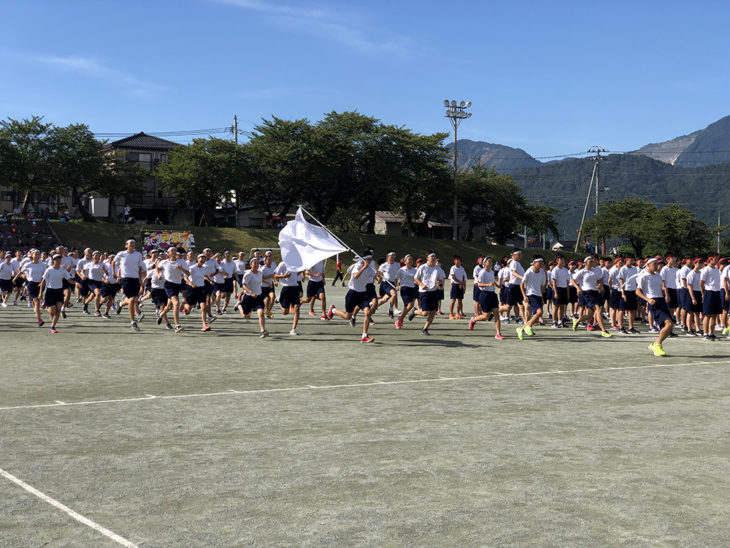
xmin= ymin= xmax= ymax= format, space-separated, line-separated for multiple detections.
xmin=1 ymin=0 xmax=729 ymax=157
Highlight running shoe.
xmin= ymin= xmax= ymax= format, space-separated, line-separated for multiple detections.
xmin=628 ymin=328 xmax=640 ymax=334
xmin=49 ymin=327 xmax=57 ymax=334
xmin=321 ymin=314 xmax=329 ymax=321
xmin=723 ymin=327 xmax=729 ymax=336
xmin=327 ymin=305 xmax=336 ymax=320
xmin=572 ymin=318 xmax=579 ymax=332
xmin=393 ymin=308 xmax=401 ymax=315
xmin=136 ymin=313 xmax=145 ymax=322
xmin=361 ymin=336 xmax=375 ymax=343
xmin=83 ymin=306 xmax=91 ymax=315
xmin=116 ymin=303 xmax=122 ymax=314
xmin=469 ymin=317 xmax=476 ymax=330
xmin=449 ymin=314 xmax=456 ymax=319
xmin=102 ymin=313 xmax=111 ymax=319
xmin=516 ymin=326 xmax=524 ymax=340
xmin=494 ymin=333 xmax=504 ymax=340
xmin=260 ymin=330 xmax=269 ymax=338
xmin=208 ymin=316 xmax=216 ymax=323
xmin=216 ymin=309 xmax=223 ymax=315
xmin=38 ymin=320 xmax=45 ymax=327
xmin=408 ymin=311 xmax=416 ymax=321
xmin=201 ymin=324 xmax=211 ymax=332
xmin=94 ymin=311 xmax=101 ymax=317
xmin=266 ymin=311 xmax=274 ymax=319
xmin=436 ymin=311 xmax=443 ymax=315
xmin=131 ymin=321 xmax=140 ymax=331
xmin=61 ymin=309 xmax=67 ymax=319
xmin=349 ymin=317 xmax=356 ymax=327
xmin=388 ymin=310 xmax=394 ymax=319
xmin=369 ymin=317 xmax=376 ymax=324
xmin=524 ymin=326 xmax=534 ymax=336
xmin=421 ymin=328 xmax=430 ymax=336
xmin=309 ymin=310 xmax=316 ymax=316
xmin=601 ymin=331 xmax=612 ymax=338
xmin=395 ymin=317 xmax=404 ymax=329
xmin=290 ymin=329 xmax=298 ymax=335
xmin=648 ymin=343 xmax=666 ymax=356
xmin=648 ymin=327 xmax=660 ymax=334
xmin=586 ymin=324 xmax=594 ymax=331
xmin=165 ymin=323 xmax=173 ymax=330
xmin=175 ymin=325 xmax=183 ymax=333
xmin=620 ymin=328 xmax=629 ymax=335
xmin=157 ymin=316 xmax=163 ymax=325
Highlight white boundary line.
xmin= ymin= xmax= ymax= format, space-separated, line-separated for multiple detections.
xmin=0 ymin=467 xmax=138 ymax=547
xmin=0 ymin=360 xmax=727 ymax=413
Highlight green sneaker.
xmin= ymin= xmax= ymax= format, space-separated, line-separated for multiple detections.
xmin=723 ymin=328 xmax=729 ymax=336
xmin=601 ymin=330 xmax=612 ymax=338
xmin=572 ymin=318 xmax=579 ymax=332
xmin=649 ymin=343 xmax=666 ymax=357
xmin=516 ymin=326 xmax=524 ymax=340
xmin=524 ymin=325 xmax=534 ymax=336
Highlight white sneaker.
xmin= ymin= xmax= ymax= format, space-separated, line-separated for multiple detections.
xmin=393 ymin=308 xmax=401 ymax=315
xmin=1 ymin=302 xmax=6 ymax=308
xmin=289 ymin=329 xmax=298 ymax=335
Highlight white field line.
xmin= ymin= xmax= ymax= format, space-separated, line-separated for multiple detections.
xmin=0 ymin=360 xmax=727 ymax=413
xmin=0 ymin=467 xmax=138 ymax=547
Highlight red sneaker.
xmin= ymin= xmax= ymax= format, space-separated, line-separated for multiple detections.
xmin=469 ymin=318 xmax=476 ymax=330
xmin=309 ymin=310 xmax=316 ymax=316
xmin=327 ymin=305 xmax=336 ymax=319
xmin=395 ymin=317 xmax=404 ymax=329
xmin=360 ymin=336 xmax=374 ymax=343
xmin=202 ymin=324 xmax=211 ymax=332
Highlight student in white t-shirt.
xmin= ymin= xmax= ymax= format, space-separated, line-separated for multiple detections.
xmin=113 ymin=239 xmax=146 ymax=331
xmin=448 ymin=255 xmax=467 ymax=319
xmin=184 ymin=253 xmax=217 ymax=332
xmin=156 ymin=247 xmax=189 ymax=332
xmin=394 ymin=254 xmax=417 ymax=329
xmin=260 ymin=252 xmax=277 ymax=319
xmin=472 ymin=256 xmax=484 ymax=317
xmin=240 ymin=257 xmax=269 ymax=338
xmin=408 ymin=251 xmax=446 ymax=336
xmin=40 ymin=254 xmax=71 ymax=333
xmin=376 ymin=251 xmax=401 ymax=318
xmin=517 ymin=256 xmax=547 ymax=340
xmin=302 ymin=260 xmax=328 ymax=319
xmin=468 ymin=256 xmax=503 ymax=339
xmin=327 ymin=250 xmax=378 ymax=342
xmin=274 ymin=260 xmax=303 ymax=336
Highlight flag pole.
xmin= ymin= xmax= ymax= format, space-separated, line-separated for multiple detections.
xmin=298 ymin=205 xmax=361 ymax=259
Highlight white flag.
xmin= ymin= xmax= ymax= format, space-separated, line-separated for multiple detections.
xmin=278 ymin=208 xmax=348 ymax=271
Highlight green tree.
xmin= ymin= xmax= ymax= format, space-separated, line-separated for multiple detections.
xmin=584 ymin=198 xmax=656 ymax=257
xmin=156 ymin=138 xmax=246 ymax=226
xmin=0 ymin=116 xmax=54 ymax=213
xmin=457 ymin=165 xmax=529 ymax=243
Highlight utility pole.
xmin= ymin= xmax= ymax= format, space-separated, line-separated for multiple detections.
xmin=444 ymin=100 xmax=472 ymax=241
xmin=575 ymin=147 xmax=607 ymax=253
xmin=233 ymin=115 xmax=238 ymax=145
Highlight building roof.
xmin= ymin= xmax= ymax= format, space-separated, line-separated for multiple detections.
xmin=105 ymin=132 xmax=181 ymax=151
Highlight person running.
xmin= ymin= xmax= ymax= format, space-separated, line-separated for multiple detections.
xmin=394 ymin=254 xmax=417 ymax=329
xmin=408 ymin=251 xmax=446 ymax=336
xmin=274 ymin=260 xmax=302 ymax=335
xmin=618 ymin=255 xmax=640 ymax=334
xmin=500 ymin=250 xmax=526 ymax=324
xmin=700 ymin=255 xmax=722 ymax=341
xmin=234 ymin=251 xmax=247 ymax=294
xmin=517 ymin=256 xmax=547 ymax=340
xmin=472 ymin=256 xmax=484 ymax=317
xmin=40 ymin=253 xmax=72 ymax=333
xmin=113 ymin=238 xmax=146 ymax=331
xmin=469 ymin=256 xmax=503 ymax=339
xmin=660 ymin=254 xmax=679 ymax=326
xmin=550 ymin=254 xmax=570 ymax=328
xmin=156 ymin=247 xmax=189 ymax=333
xmin=146 ymin=252 xmax=170 ymax=327
xmin=16 ymin=249 xmax=46 ymax=325
xmin=571 ymin=256 xmax=612 ymax=338
xmin=677 ymin=256 xmax=693 ymax=334
xmin=260 ymin=252 xmax=277 ymax=319
xmin=686 ymin=258 xmax=704 ymax=336
xmin=331 ymin=255 xmax=345 ymax=287
xmin=215 ymin=250 xmax=237 ymax=314
xmin=448 ymin=255 xmax=467 ymax=319
xmin=240 ymin=257 xmax=269 ymax=338
xmin=184 ymin=253 xmax=216 ymax=332
xmin=0 ymin=252 xmax=18 ymax=307
xmin=327 ymin=250 xmax=377 ymax=342
xmin=606 ymin=257 xmax=624 ymax=330
xmin=636 ymin=257 xmax=674 ymax=356
xmin=75 ymin=248 xmax=93 ymax=311
xmin=81 ymin=251 xmax=108 ymax=316
xmin=301 ymin=260 xmax=328 ymax=319
xmin=377 ymin=251 xmax=401 ymax=318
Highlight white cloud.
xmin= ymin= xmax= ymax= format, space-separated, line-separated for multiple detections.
xmin=29 ymin=54 xmax=165 ymax=98
xmin=214 ymin=0 xmax=415 ymax=57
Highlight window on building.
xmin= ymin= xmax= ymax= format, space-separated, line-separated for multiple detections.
xmin=138 ymin=153 xmax=152 ymax=170
xmin=0 ymin=191 xmax=13 ymax=202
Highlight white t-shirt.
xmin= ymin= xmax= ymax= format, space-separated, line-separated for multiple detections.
xmin=415 ymin=263 xmax=445 ymax=293
xmin=608 ymin=265 xmax=622 ymax=290
xmin=378 ymin=262 xmax=400 ymax=284
xmin=638 ymin=271 xmax=663 ymax=299
xmin=449 ymin=265 xmax=467 ymax=286
xmin=242 ymin=269 xmax=263 ymax=296
xmin=42 ymin=266 xmax=71 ymax=289
xmin=396 ymin=266 xmax=416 ymax=288
xmin=347 ymin=261 xmax=376 ymax=292
xmin=686 ymin=270 xmax=702 ymax=291
xmin=308 ymin=261 xmax=325 ymax=283
xmin=551 ymin=266 xmax=571 ymax=289
xmin=217 ymin=260 xmax=236 ymax=283
xmin=261 ymin=263 xmax=276 ymax=288
xmin=657 ymin=266 xmax=676 ymax=290
xmin=522 ymin=268 xmax=547 ymax=297
xmin=84 ymin=261 xmax=108 ymax=282
xmin=150 ymin=267 xmax=165 ymax=289
xmin=76 ymin=257 xmax=91 ymax=277
xmin=0 ymin=261 xmax=17 ymax=280
xmin=114 ymin=250 xmax=145 ymax=279
xmin=619 ymin=265 xmax=640 ymax=291
xmin=159 ymin=259 xmax=188 ymax=284
xmin=477 ymin=268 xmax=496 ymax=292
xmin=473 ymin=264 xmax=483 ymax=281
xmin=23 ymin=261 xmax=47 ymax=283
xmin=700 ymin=266 xmax=721 ymax=291
xmin=573 ymin=267 xmax=602 ymax=292
xmin=188 ymin=264 xmax=207 ymax=287
xmin=677 ymin=265 xmax=691 ymax=288
xmin=233 ymin=259 xmax=247 ymax=276
xmin=275 ymin=262 xmax=301 ymax=287
xmin=508 ymin=258 xmax=524 ymax=285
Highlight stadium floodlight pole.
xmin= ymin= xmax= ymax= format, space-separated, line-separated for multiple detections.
xmin=444 ymin=99 xmax=472 ymax=241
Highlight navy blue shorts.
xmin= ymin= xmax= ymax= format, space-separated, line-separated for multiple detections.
xmin=545 ymin=286 xmax=553 ymax=302
xmin=306 ymin=280 xmax=325 ymax=299
xmin=164 ymin=281 xmax=182 ymax=298
xmin=279 ymin=286 xmax=301 ymax=309
xmin=345 ymin=289 xmax=369 ymax=313
xmin=619 ymin=290 xmax=637 ymax=311
xmin=77 ymin=278 xmax=90 ymax=297
xmin=26 ymin=281 xmax=41 ymax=300
xmin=478 ymin=291 xmax=499 ymax=311
xmin=678 ymin=288 xmax=691 ymax=312
xmin=419 ymin=290 xmax=438 ymax=312
xmin=578 ymin=292 xmax=586 ymax=307
xmin=87 ymin=280 xmax=102 ymax=292
xmin=527 ymin=295 xmax=544 ymax=315
xmin=703 ymin=290 xmax=722 ymax=316
xmin=144 ymin=278 xmax=152 ymax=291
xmin=505 ymin=284 xmax=523 ymax=306
xmin=186 ymin=286 xmax=205 ymax=306
xmin=720 ymin=289 xmax=730 ymax=312
xmin=379 ymin=281 xmax=396 ymax=297
xmin=241 ymin=293 xmax=265 ymax=314
xmin=666 ymin=287 xmax=678 ymax=309
xmin=568 ymin=286 xmax=578 ymax=304
xmin=44 ymin=287 xmax=64 ymax=308
xmin=215 ymin=279 xmax=234 ymax=294
xmin=436 ymin=287 xmax=444 ymax=300
xmin=499 ymin=286 xmax=508 ymax=304
xmin=121 ymin=277 xmax=140 ymax=299
xmin=151 ymin=288 xmax=168 ymax=307
xmin=648 ymin=298 xmax=673 ymax=327
xmin=0 ymin=279 xmax=12 ymax=292
xmin=400 ymin=286 xmax=417 ymax=305
xmin=583 ymin=289 xmax=602 ymax=309
xmin=689 ymin=290 xmax=703 ymax=313
xmin=472 ymin=285 xmax=480 ymax=302
xmin=203 ymin=280 xmax=215 ymax=296
xmin=14 ymin=277 xmax=24 ymax=288
xmin=553 ymin=286 xmax=568 ymax=306
xmin=450 ymin=285 xmax=465 ymax=300
xmin=62 ymin=278 xmax=74 ymax=290
xmin=101 ymin=282 xmax=118 ymax=298
xmin=609 ymin=289 xmax=622 ymax=310
xmin=365 ymin=283 xmax=377 ymax=302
